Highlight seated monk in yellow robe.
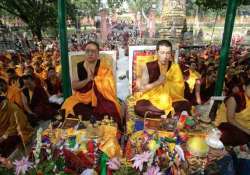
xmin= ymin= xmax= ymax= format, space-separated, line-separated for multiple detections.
xmin=183 ymin=62 xmax=202 ymax=105
xmin=0 ymin=78 xmax=33 ymax=157
xmin=134 ymin=40 xmax=191 ymax=118
xmin=215 ymin=79 xmax=250 ymax=146
xmin=61 ymin=41 xmax=121 ymax=125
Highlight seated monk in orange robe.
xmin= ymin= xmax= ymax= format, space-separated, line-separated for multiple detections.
xmin=61 ymin=41 xmax=121 ymax=125
xmin=0 ymin=78 xmax=33 ymax=157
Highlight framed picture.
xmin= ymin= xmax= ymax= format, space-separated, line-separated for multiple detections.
xmin=61 ymin=117 xmax=79 ymax=129
xmin=68 ymin=51 xmax=117 ymax=93
xmin=128 ymin=46 xmax=156 ymax=94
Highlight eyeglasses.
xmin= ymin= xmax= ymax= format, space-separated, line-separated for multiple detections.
xmin=85 ymin=49 xmax=98 ymax=55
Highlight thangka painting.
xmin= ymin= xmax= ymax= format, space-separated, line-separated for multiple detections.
xmin=69 ymin=51 xmax=117 ymax=93
xmin=128 ymin=46 xmax=156 ymax=94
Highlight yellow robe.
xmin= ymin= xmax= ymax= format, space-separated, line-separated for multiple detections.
xmin=7 ymin=85 xmax=24 ymax=110
xmin=186 ymin=69 xmax=201 ymax=93
xmin=61 ymin=59 xmax=121 ymax=118
xmin=215 ymin=95 xmax=250 ymax=129
xmin=0 ymin=99 xmax=33 ymax=143
xmin=134 ymin=63 xmax=185 ymax=114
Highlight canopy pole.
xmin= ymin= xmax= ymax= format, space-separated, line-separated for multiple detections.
xmin=58 ymin=0 xmax=72 ymax=98
xmin=214 ymin=0 xmax=238 ymax=96
xmin=209 ymin=0 xmax=238 ymax=120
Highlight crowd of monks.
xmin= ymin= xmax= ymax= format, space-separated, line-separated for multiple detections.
xmin=0 ymin=39 xmax=250 ymax=159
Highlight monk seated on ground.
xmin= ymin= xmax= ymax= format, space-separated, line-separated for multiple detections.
xmin=134 ymin=40 xmax=191 ymax=118
xmin=0 ymin=78 xmax=33 ymax=157
xmin=215 ymin=78 xmax=250 ymax=146
xmin=21 ymin=74 xmax=58 ymax=125
xmin=44 ymin=67 xmax=63 ymax=109
xmin=61 ymin=41 xmax=121 ymax=126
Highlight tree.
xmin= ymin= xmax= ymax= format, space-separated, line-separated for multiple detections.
xmin=74 ymin=0 xmax=101 ymax=18
xmin=107 ymin=0 xmax=125 ymax=11
xmin=74 ymin=0 xmax=125 ymax=17
xmin=127 ymin=0 xmax=159 ymax=25
xmin=195 ymin=0 xmax=250 ymax=10
xmin=0 ymin=0 xmax=76 ymax=40
xmin=128 ymin=0 xmax=156 ymax=15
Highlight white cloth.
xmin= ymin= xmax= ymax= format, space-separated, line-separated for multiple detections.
xmin=49 ymin=95 xmax=64 ymax=105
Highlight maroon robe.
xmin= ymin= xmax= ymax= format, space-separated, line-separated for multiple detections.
xmin=23 ymin=85 xmax=57 ymax=120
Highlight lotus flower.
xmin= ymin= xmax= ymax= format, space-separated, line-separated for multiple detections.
xmin=143 ymin=166 xmax=162 ymax=175
xmin=131 ymin=151 xmax=152 ymax=171
xmin=13 ymin=157 xmax=33 ymax=175
xmin=107 ymin=157 xmax=121 ymax=170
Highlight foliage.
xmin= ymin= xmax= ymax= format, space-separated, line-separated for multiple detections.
xmin=113 ymin=164 xmax=139 ymax=175
xmin=0 ymin=166 xmax=14 ymax=175
xmin=0 ymin=0 xmax=76 ymax=40
xmin=127 ymin=0 xmax=159 ymax=15
xmin=107 ymin=0 xmax=126 ymax=11
xmin=74 ymin=0 xmax=101 ymax=18
xmin=195 ymin=0 xmax=250 ymax=10
xmin=74 ymin=0 xmax=124 ymax=17
xmin=28 ymin=157 xmax=67 ymax=175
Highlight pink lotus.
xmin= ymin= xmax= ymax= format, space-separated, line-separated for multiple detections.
xmin=107 ymin=157 xmax=121 ymax=170
xmin=144 ymin=166 xmax=162 ymax=175
xmin=13 ymin=157 xmax=33 ymax=175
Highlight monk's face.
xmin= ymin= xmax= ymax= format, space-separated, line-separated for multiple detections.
xmin=85 ymin=44 xmax=99 ymax=63
xmin=48 ymin=69 xmax=56 ymax=78
xmin=23 ymin=79 xmax=35 ymax=89
xmin=157 ymin=46 xmax=172 ymax=65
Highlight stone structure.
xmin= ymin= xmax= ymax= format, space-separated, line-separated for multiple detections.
xmin=159 ymin=0 xmax=186 ymax=43
xmin=99 ymin=9 xmax=109 ymax=43
xmin=148 ymin=7 xmax=157 ymax=38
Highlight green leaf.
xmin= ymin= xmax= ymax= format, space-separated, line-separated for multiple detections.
xmin=0 ymin=166 xmax=14 ymax=175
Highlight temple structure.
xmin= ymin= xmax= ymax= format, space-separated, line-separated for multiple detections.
xmin=159 ymin=0 xmax=186 ymax=42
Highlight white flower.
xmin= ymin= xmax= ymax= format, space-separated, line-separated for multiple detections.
xmin=131 ymin=151 xmax=152 ymax=171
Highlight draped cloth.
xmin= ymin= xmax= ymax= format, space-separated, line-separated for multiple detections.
xmin=7 ymin=85 xmax=24 ymax=110
xmin=165 ymin=63 xmax=186 ymax=103
xmin=216 ymin=94 xmax=250 ymax=146
xmin=186 ymin=69 xmax=201 ymax=93
xmin=0 ymin=99 xmax=33 ymax=144
xmin=23 ymin=85 xmax=57 ymax=121
xmin=134 ymin=61 xmax=187 ymax=117
xmin=61 ymin=59 xmax=121 ymax=123
xmin=215 ymin=94 xmax=250 ymax=129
